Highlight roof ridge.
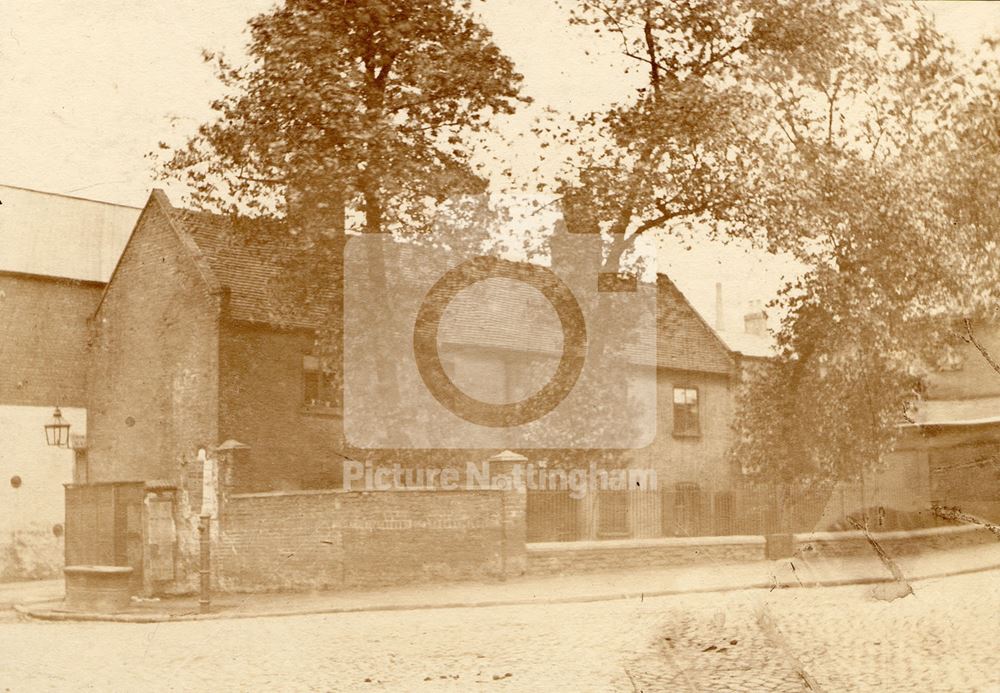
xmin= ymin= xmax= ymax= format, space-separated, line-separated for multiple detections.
xmin=153 ymin=191 xmax=223 ymax=295
xmin=0 ymin=182 xmax=142 ymax=209
xmin=93 ymin=190 xmax=225 ymax=319
xmin=657 ymin=275 xmax=737 ymax=369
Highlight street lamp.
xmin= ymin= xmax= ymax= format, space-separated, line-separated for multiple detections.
xmin=44 ymin=407 xmax=71 ymax=447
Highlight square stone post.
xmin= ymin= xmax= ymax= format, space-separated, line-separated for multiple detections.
xmin=487 ymin=450 xmax=528 ymax=579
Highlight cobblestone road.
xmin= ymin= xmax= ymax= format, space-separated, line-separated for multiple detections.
xmin=1 ymin=569 xmax=997 ymax=691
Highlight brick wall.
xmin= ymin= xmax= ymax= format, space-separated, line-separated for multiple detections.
xmin=217 ymin=488 xmax=520 ymax=592
xmin=0 ymin=272 xmax=102 ymax=407
xmin=0 ymin=523 xmax=65 ymax=581
xmin=0 ymin=273 xmax=101 ymax=580
xmin=641 ymin=369 xmax=735 ymax=488
xmin=793 ymin=524 xmax=994 ymax=558
xmin=87 ymin=200 xmax=221 ymax=491
xmin=219 ymin=322 xmax=343 ymax=492
xmin=527 ymin=535 xmax=765 ymax=575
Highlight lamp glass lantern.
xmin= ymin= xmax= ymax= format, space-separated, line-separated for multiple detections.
xmin=44 ymin=406 xmax=71 ymax=447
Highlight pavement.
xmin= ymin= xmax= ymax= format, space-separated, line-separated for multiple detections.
xmin=10 ymin=540 xmax=1000 ymax=623
xmin=0 ymin=577 xmax=63 ymax=609
xmin=1 ymin=557 xmax=998 ymax=691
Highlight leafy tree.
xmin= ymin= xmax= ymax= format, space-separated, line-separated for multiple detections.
xmin=731 ymin=27 xmax=1000 ymax=492
xmin=545 ymin=0 xmax=1000 ymax=498
xmin=161 ymin=0 xmax=525 ymax=231
xmin=157 ymin=0 xmax=527 ymax=459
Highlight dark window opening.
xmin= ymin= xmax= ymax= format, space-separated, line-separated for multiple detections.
xmin=303 ymin=355 xmax=337 ymax=410
xmin=672 ymin=387 xmax=700 ymax=436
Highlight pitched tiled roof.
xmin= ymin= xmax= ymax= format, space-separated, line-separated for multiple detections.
xmin=169 ymin=208 xmax=332 ymax=330
xmin=656 ymin=278 xmax=735 ymax=374
xmin=167 ymin=199 xmax=735 ymax=375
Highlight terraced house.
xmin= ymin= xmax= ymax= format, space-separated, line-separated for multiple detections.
xmin=9 ymin=184 xmax=974 ymax=596
xmin=71 ymin=189 xmax=777 ymax=593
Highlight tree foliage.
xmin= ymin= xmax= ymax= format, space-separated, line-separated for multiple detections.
xmin=158 ymin=0 xmax=1000 ymax=482
xmin=553 ymin=0 xmax=999 ymax=485
xmin=159 ymin=0 xmax=526 ymax=232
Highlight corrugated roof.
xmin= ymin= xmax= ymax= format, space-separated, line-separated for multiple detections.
xmin=0 ymin=184 xmax=140 ymax=282
xmin=904 ymin=396 xmax=1000 ymax=428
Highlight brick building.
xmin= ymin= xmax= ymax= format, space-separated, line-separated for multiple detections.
xmin=0 ymin=184 xmax=138 ymax=579
xmin=75 ymin=187 xmax=986 ymax=594
xmin=87 ymin=189 xmax=762 ymax=495
xmin=81 ymin=189 xmax=770 ymax=592
xmin=1 ymin=182 xmax=982 ymax=595
xmin=893 ymin=325 xmax=1000 ymax=523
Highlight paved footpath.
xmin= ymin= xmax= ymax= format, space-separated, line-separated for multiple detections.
xmin=0 ymin=578 xmax=62 ymax=609
xmin=1 ymin=563 xmax=998 ymax=690
xmin=20 ymin=540 xmax=1000 ymax=622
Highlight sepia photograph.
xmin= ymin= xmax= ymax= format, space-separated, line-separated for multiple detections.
xmin=1 ymin=0 xmax=999 ymax=690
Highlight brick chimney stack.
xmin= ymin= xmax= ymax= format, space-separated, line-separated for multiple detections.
xmin=553 ymin=192 xmax=601 ymax=277
xmin=744 ymin=300 xmax=767 ymax=337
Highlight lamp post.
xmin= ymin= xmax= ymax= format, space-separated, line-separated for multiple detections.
xmin=44 ymin=406 xmax=71 ymax=447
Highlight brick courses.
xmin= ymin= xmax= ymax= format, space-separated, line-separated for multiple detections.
xmin=0 ymin=272 xmax=102 ymax=407
xmin=87 ymin=193 xmax=221 ymax=495
xmin=526 ymin=535 xmax=766 ymax=575
xmin=217 ymin=489 xmax=519 ymax=592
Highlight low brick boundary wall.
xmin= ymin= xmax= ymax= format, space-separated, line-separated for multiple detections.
xmin=527 ymin=535 xmax=766 ymax=575
xmin=526 ymin=525 xmax=994 ymax=575
xmin=217 ymin=488 xmax=524 ymax=592
xmin=215 ymin=485 xmax=992 ymax=590
xmin=793 ymin=524 xmax=994 ymax=558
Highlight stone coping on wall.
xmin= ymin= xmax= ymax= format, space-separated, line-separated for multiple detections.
xmin=526 ymin=535 xmax=766 ymax=575
xmin=526 ymin=525 xmax=982 ymax=554
xmin=792 ymin=524 xmax=982 ymax=544
xmin=528 ymin=534 xmax=766 ymax=553
xmin=228 ymin=486 xmax=502 ymax=500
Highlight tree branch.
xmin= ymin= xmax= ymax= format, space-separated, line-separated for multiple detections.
xmin=961 ymin=318 xmax=1000 ymax=377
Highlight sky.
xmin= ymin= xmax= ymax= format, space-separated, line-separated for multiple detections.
xmin=2 ymin=1 xmax=999 ymax=329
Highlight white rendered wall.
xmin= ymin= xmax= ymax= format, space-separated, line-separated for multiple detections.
xmin=0 ymin=405 xmax=84 ymax=535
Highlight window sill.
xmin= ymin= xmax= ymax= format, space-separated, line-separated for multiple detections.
xmin=300 ymin=405 xmax=342 ymax=418
xmin=672 ymin=430 xmax=702 ymax=440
